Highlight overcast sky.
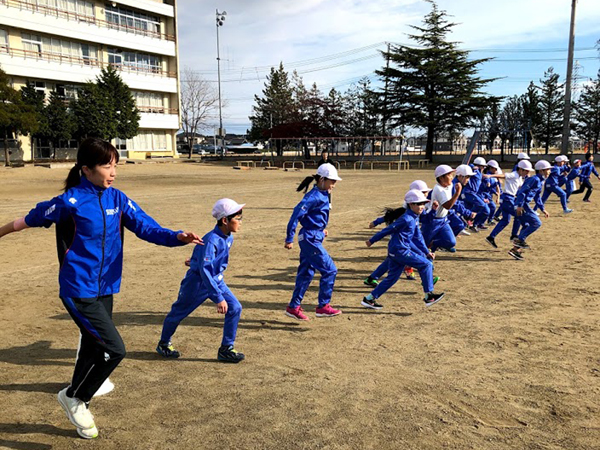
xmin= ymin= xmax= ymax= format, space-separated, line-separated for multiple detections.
xmin=176 ymin=0 xmax=600 ymax=135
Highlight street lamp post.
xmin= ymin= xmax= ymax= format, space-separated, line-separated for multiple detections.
xmin=216 ymin=9 xmax=226 ymax=151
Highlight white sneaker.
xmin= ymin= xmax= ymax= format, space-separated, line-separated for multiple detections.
xmin=57 ymin=387 xmax=95 ymax=430
xmin=459 ymin=229 xmax=471 ymax=236
xmin=93 ymin=378 xmax=114 ymax=397
xmin=77 ymin=425 xmax=99 ymax=439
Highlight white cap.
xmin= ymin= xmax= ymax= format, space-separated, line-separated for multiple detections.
xmin=212 ymin=198 xmax=245 ymax=220
xmin=554 ymin=155 xmax=568 ymax=163
xmin=517 ymin=152 xmax=530 ymax=160
xmin=316 ymin=163 xmax=342 ymax=181
xmin=456 ymin=164 xmax=474 ymax=176
xmin=487 ymin=159 xmax=500 ymax=170
xmin=404 ymin=189 xmax=429 ymax=204
xmin=409 ymin=180 xmax=431 ymax=192
xmin=574 ymin=159 xmax=581 ymax=164
xmin=434 ymin=164 xmax=455 ymax=178
xmin=534 ymin=160 xmax=551 ymax=171
xmin=517 ymin=160 xmax=535 ymax=171
xmin=473 ymin=157 xmax=486 ymax=166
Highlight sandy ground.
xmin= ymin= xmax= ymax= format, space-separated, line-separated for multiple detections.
xmin=0 ymin=162 xmax=599 ymax=450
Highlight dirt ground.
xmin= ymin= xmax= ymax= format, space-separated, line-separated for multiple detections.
xmin=0 ymin=162 xmax=599 ymax=450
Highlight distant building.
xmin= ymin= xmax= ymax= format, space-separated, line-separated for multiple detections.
xmin=0 ymin=0 xmax=181 ymax=160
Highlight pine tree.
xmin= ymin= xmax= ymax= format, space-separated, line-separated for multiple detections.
xmin=20 ymin=84 xmax=46 ymax=159
xmin=536 ymin=67 xmax=564 ymax=154
xmin=43 ymin=90 xmax=76 ymax=158
xmin=97 ymin=65 xmax=140 ymax=140
xmin=376 ymin=1 xmax=498 ymax=160
xmin=572 ymin=71 xmax=600 ymax=153
xmin=521 ymin=82 xmax=541 ymax=151
xmin=72 ymin=81 xmax=114 ymax=140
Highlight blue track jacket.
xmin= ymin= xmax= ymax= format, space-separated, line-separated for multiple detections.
xmin=286 ymin=186 xmax=329 ymax=244
xmin=464 ymin=165 xmax=483 ymax=196
xmin=545 ymin=166 xmax=562 ymax=187
xmin=579 ymin=161 xmax=599 ymax=180
xmin=515 ymin=174 xmax=545 ymax=210
xmin=183 ymin=226 xmax=233 ymax=304
xmin=24 ymin=177 xmax=184 ymax=298
xmin=368 ymin=209 xmax=429 ymax=257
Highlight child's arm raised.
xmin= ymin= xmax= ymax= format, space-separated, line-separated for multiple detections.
xmin=0 ymin=218 xmax=30 ymax=239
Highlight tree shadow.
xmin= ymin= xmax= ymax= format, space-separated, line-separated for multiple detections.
xmin=0 ymin=341 xmax=73 ymax=367
xmin=0 ymin=439 xmax=53 ymax=450
xmin=0 ymin=382 xmax=65 ymax=394
xmin=0 ymin=423 xmax=73 ymax=438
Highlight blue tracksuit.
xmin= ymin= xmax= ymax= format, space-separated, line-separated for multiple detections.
xmin=566 ymin=166 xmax=581 ymax=198
xmin=461 ymin=166 xmax=490 ymax=227
xmin=24 ymin=176 xmax=184 ymax=298
xmin=286 ymin=186 xmax=337 ymax=307
xmin=369 ymin=209 xmax=434 ymax=297
xmin=579 ymin=161 xmax=599 ymax=180
xmin=160 ymin=226 xmax=242 ymax=347
xmin=539 ymin=165 xmax=568 ymax=211
xmin=514 ymin=174 xmax=545 ymax=241
xmin=479 ymin=174 xmax=500 ymax=222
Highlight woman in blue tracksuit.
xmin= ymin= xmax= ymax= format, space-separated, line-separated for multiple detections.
xmin=0 ymin=138 xmax=201 ymax=439
xmin=572 ymin=152 xmax=600 ymax=202
xmin=361 ymin=189 xmax=445 ymax=309
xmin=284 ymin=163 xmax=342 ymax=321
xmin=157 ymin=198 xmax=245 ymax=363
xmin=508 ymin=159 xmax=551 ymax=260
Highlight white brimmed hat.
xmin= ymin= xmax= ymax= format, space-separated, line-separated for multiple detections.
xmin=316 ymin=163 xmax=342 ymax=181
xmin=517 ymin=160 xmax=535 ymax=171
xmin=456 ymin=164 xmax=474 ymax=176
xmin=434 ymin=164 xmax=455 ymax=178
xmin=517 ymin=152 xmax=531 ymax=160
xmin=409 ymin=180 xmax=432 ymax=193
xmin=212 ymin=198 xmax=245 ymax=220
xmin=487 ymin=159 xmax=500 ymax=170
xmin=404 ymin=189 xmax=429 ymax=204
xmin=534 ymin=160 xmax=551 ymax=171
xmin=473 ymin=157 xmax=487 ymax=166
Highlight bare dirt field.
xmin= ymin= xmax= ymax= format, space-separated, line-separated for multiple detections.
xmin=0 ymin=162 xmax=599 ymax=450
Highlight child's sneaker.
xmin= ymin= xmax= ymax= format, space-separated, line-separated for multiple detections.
xmin=315 ymin=304 xmax=342 ymax=317
xmin=285 ymin=306 xmax=309 ymax=321
xmin=512 ymin=238 xmax=530 ymax=249
xmin=459 ymin=229 xmax=471 ymax=236
xmin=564 ymin=208 xmax=573 ymax=214
xmin=156 ymin=341 xmax=181 ymax=358
xmin=361 ymin=297 xmax=383 ymax=310
xmin=508 ymin=249 xmax=524 ymax=260
xmin=476 ymin=224 xmax=488 ymax=230
xmin=404 ymin=268 xmax=416 ymax=280
xmin=57 ymin=388 xmax=96 ymax=430
xmin=77 ymin=425 xmax=99 ymax=439
xmin=485 ymin=236 xmax=498 ymax=249
xmin=363 ymin=277 xmax=379 ymax=287
xmin=217 ymin=345 xmax=245 ymax=363
xmin=424 ymin=292 xmax=445 ymax=307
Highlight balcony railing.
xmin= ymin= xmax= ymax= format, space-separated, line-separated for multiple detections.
xmin=0 ymin=45 xmax=177 ymax=78
xmin=0 ymin=0 xmax=175 ymax=42
xmin=138 ymin=105 xmax=178 ymax=114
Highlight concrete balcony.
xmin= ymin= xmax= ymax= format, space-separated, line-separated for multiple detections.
xmin=0 ymin=47 xmax=178 ymax=93
xmin=0 ymin=0 xmax=176 ymax=56
xmin=139 ymin=111 xmax=179 ymax=130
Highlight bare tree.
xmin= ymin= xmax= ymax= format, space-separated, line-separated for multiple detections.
xmin=180 ymin=67 xmax=219 ymax=158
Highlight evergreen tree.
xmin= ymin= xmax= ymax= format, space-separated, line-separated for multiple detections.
xmin=536 ymin=67 xmax=564 ymax=154
xmin=483 ymin=100 xmax=501 ymax=153
xmin=72 ymin=81 xmax=114 ymax=139
xmin=572 ymin=71 xmax=600 ymax=153
xmin=499 ymin=96 xmax=524 ymax=153
xmin=20 ymin=84 xmax=46 ymax=159
xmin=97 ymin=65 xmax=140 ymax=140
xmin=521 ymin=82 xmax=541 ymax=151
xmin=376 ymin=1 xmax=497 ymax=160
xmin=0 ymin=68 xmax=38 ymax=166
xmin=43 ymin=90 xmax=76 ymax=158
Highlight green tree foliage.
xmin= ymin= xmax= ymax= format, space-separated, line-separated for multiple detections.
xmin=43 ymin=90 xmax=76 ymax=158
xmin=0 ymin=68 xmax=38 ymax=166
xmin=521 ymin=82 xmax=542 ymax=151
xmin=97 ymin=65 xmax=140 ymax=140
xmin=572 ymin=71 xmax=600 ymax=153
xmin=535 ymin=67 xmax=564 ymax=154
xmin=376 ymin=1 xmax=498 ymax=160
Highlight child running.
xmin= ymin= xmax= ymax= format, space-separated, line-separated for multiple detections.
xmin=485 ymin=160 xmax=535 ymax=249
xmin=361 ymin=189 xmax=445 ymax=309
xmin=0 ymin=138 xmax=201 ymax=439
xmin=571 ymin=152 xmax=600 ymax=202
xmin=284 ymin=163 xmax=342 ymax=320
xmin=462 ymin=157 xmax=491 ymax=231
xmin=157 ymin=199 xmax=246 ymax=363
xmin=565 ymin=159 xmax=582 ymax=200
xmin=508 ymin=160 xmax=551 ymax=260
xmin=537 ymin=155 xmax=573 ymax=214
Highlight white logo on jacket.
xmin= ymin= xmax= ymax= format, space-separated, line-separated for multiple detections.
xmin=45 ymin=204 xmax=56 ymax=216
xmin=106 ymin=206 xmax=120 ymax=216
xmin=128 ymin=200 xmax=136 ymax=211
xmin=69 ymin=197 xmax=77 ymax=204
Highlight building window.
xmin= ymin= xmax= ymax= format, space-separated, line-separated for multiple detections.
xmin=133 ymin=91 xmax=165 ymax=112
xmin=28 ymin=81 xmax=46 ymax=93
xmin=22 ymin=32 xmax=97 ymax=64
xmin=108 ymin=48 xmax=161 ymax=74
xmin=38 ymin=0 xmax=95 ymax=21
xmin=22 ymin=33 xmax=43 ymax=56
xmin=130 ymin=131 xmax=168 ymax=151
xmin=0 ymin=29 xmax=8 ymax=52
xmin=105 ymin=4 xmax=161 ymax=37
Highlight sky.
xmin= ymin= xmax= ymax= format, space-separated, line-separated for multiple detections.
xmin=176 ymin=0 xmax=600 ymax=135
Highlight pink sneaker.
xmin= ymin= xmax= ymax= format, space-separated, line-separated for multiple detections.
xmin=315 ymin=304 xmax=342 ymax=318
xmin=285 ymin=306 xmax=309 ymax=321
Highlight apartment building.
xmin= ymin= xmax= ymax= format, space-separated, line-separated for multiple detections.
xmin=0 ymin=0 xmax=181 ymax=160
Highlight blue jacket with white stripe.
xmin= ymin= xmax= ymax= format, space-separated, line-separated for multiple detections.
xmin=24 ymin=177 xmax=184 ymax=298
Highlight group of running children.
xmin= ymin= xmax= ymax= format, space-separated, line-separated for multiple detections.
xmin=0 ymin=139 xmax=598 ymax=439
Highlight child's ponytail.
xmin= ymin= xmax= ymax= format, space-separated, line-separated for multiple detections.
xmin=297 ymin=174 xmax=321 ymax=193
xmin=64 ymin=164 xmax=82 ymax=192
xmin=383 ymin=206 xmax=406 ymax=225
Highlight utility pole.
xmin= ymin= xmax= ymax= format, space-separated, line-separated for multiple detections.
xmin=382 ymin=42 xmax=391 ymax=155
xmin=560 ymin=0 xmax=577 ymax=155
xmin=216 ymin=10 xmax=227 ymax=151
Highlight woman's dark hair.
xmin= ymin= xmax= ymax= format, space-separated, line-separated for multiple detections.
xmin=64 ymin=138 xmax=119 ymax=191
xmin=382 ymin=206 xmax=406 ymax=225
xmin=297 ymin=174 xmax=321 ymax=193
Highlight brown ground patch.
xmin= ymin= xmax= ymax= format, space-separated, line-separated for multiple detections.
xmin=0 ymin=163 xmax=599 ymax=449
